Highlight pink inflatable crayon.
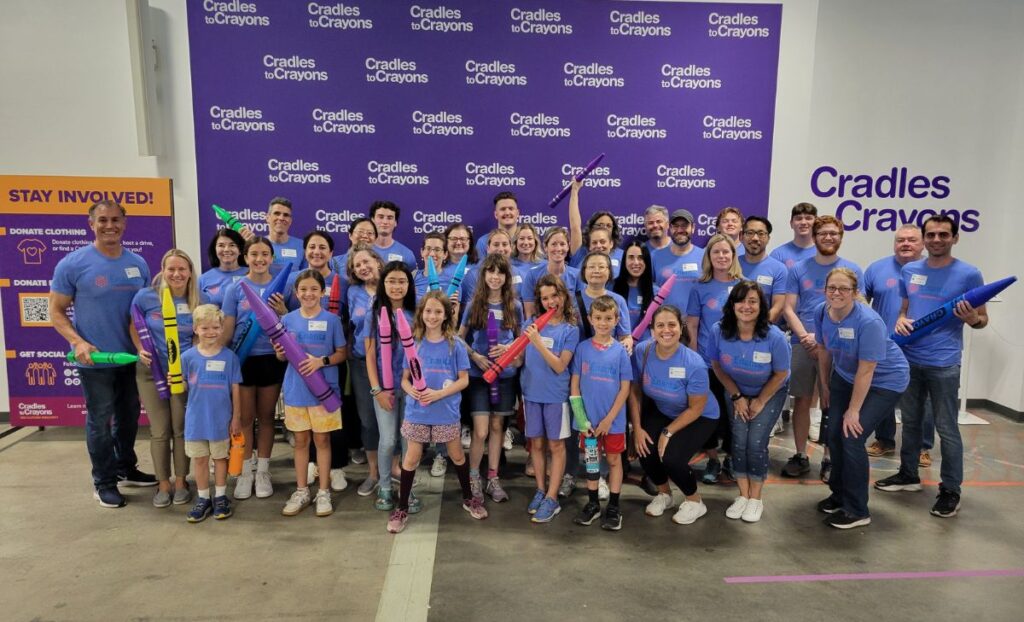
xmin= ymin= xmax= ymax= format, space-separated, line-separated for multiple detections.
xmin=379 ymin=307 xmax=394 ymax=392
xmin=548 ymin=153 xmax=605 ymax=208
xmin=131 ymin=304 xmax=170 ymax=399
xmin=631 ymin=274 xmax=676 ymax=339
xmin=394 ymin=307 xmax=427 ymax=392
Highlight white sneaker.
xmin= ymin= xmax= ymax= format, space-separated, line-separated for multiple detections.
xmin=770 ymin=418 xmax=783 ymax=437
xmin=741 ymin=498 xmax=763 ymax=523
xmin=330 ymin=468 xmax=348 ymax=492
xmin=598 ymin=477 xmax=610 ymax=501
xmin=461 ymin=426 xmax=471 ymax=449
xmin=431 ymin=454 xmax=448 ymax=477
xmin=282 ymin=488 xmax=311 ymax=516
xmin=285 ymin=430 xmax=296 ymax=448
xmin=255 ymin=470 xmax=274 ymax=498
xmin=503 ymin=428 xmax=514 ymax=451
xmin=725 ymin=496 xmax=749 ymax=520
xmin=672 ymin=500 xmax=708 ymax=525
xmin=307 ymin=463 xmax=318 ymax=485
xmin=645 ymin=492 xmax=675 ymax=517
xmin=314 ymin=489 xmax=333 ymax=517
xmin=234 ymin=471 xmax=254 ymax=500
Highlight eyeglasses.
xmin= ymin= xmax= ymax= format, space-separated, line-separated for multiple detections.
xmin=423 ymin=247 xmax=445 ymax=254
xmin=448 ymin=236 xmax=469 ymax=243
xmin=816 ymin=231 xmax=842 ymax=239
xmin=825 ymin=286 xmax=854 ymax=294
xmin=742 ymin=230 xmax=768 ymax=238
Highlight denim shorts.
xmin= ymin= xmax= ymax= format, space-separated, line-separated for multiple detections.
xmin=466 ymin=376 xmax=517 ymax=415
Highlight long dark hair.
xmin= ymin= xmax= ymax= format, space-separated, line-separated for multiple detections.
xmin=583 ymin=211 xmax=622 ymax=247
xmin=371 ymin=261 xmax=416 ymax=336
xmin=720 ymin=280 xmax=770 ymax=340
xmin=207 ymin=228 xmax=248 ymax=269
xmin=466 ymin=254 xmax=520 ymax=332
xmin=613 ymin=240 xmax=653 ymax=313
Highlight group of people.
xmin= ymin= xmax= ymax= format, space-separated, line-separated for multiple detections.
xmin=50 ymin=182 xmax=988 ymax=533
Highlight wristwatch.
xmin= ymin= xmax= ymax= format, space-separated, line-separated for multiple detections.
xmin=661 ymin=428 xmax=673 ymax=438
xmin=321 ymin=355 xmax=331 ymax=367
xmin=370 ymin=386 xmax=383 ymax=396
xmin=730 ymin=393 xmax=743 ymax=401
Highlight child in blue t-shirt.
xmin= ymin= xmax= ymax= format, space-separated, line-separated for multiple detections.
xmin=273 ymin=270 xmax=347 ymax=518
xmin=388 ymin=292 xmax=481 ymax=534
xmin=570 ymin=295 xmax=633 ymax=530
xmin=181 ymin=304 xmax=241 ymax=523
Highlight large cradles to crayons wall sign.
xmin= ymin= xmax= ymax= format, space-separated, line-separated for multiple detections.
xmin=186 ymin=0 xmax=782 ymax=266
xmin=0 ymin=175 xmax=174 ymax=426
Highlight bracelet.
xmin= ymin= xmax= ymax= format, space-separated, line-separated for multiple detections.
xmin=370 ymin=386 xmax=382 ymax=396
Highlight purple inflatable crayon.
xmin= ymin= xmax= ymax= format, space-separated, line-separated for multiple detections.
xmin=379 ymin=307 xmax=394 ymax=392
xmin=446 ymin=255 xmax=468 ymax=298
xmin=547 ymin=153 xmax=606 ymax=208
xmin=632 ymin=274 xmax=676 ymax=339
xmin=486 ymin=311 xmax=500 ymax=405
xmin=239 ymin=282 xmax=341 ymax=412
xmin=394 ymin=307 xmax=427 ymax=393
xmin=892 ymin=276 xmax=1016 ymax=346
xmin=131 ymin=304 xmax=170 ymax=399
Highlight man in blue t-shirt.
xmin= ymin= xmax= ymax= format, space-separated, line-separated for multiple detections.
xmin=652 ymin=209 xmax=705 ymax=311
xmin=474 ymin=191 xmax=521 ymax=259
xmin=266 ymin=197 xmax=306 ymax=275
xmin=737 ymin=215 xmax=788 ymax=323
xmin=49 ymin=200 xmax=155 ymax=508
xmin=875 ymin=215 xmax=988 ymax=519
xmin=371 ymin=200 xmax=416 ymax=270
xmin=769 ymin=202 xmax=818 ymax=269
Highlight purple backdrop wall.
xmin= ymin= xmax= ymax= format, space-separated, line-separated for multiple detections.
xmin=187 ymin=0 xmax=781 ymax=266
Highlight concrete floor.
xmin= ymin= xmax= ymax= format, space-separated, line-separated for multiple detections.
xmin=1 ymin=411 xmax=1023 ymax=621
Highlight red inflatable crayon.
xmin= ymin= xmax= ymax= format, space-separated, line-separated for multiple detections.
xmin=483 ymin=307 xmax=556 ymax=383
xmin=328 ymin=274 xmax=341 ymax=315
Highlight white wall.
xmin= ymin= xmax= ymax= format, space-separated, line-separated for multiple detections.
xmin=2 ymin=0 xmax=1022 ymax=413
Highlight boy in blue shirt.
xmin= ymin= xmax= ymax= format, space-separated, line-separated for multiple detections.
xmin=570 ymin=296 xmax=633 ymax=530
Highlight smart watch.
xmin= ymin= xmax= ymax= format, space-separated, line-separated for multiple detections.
xmin=661 ymin=428 xmax=673 ymax=438
xmin=321 ymin=355 xmax=331 ymax=367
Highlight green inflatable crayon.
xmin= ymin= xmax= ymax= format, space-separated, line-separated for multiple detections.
xmin=66 ymin=351 xmax=139 ymax=365
xmin=212 ymin=204 xmax=245 ymax=233
xmin=569 ymin=395 xmax=590 ymax=432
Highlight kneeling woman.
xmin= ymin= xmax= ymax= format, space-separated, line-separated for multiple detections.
xmin=629 ymin=305 xmax=719 ymax=525
xmin=815 ymin=267 xmax=908 ymax=529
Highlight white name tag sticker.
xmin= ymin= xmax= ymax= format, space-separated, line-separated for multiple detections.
xmin=752 ymin=351 xmax=772 ymax=364
xmin=756 ymin=275 xmax=774 ymax=286
xmin=309 ymin=320 xmax=328 ymax=332
xmin=669 ymin=366 xmax=686 ymax=379
xmin=389 ymin=253 xmax=403 ymax=262
xmin=125 ymin=267 xmax=141 ymax=279
xmin=838 ymin=327 xmax=855 ymax=339
xmin=682 ymin=263 xmax=699 ymax=273
xmin=281 ymin=248 xmax=298 ymax=258
xmin=232 ymin=275 xmax=242 ymax=283
xmin=541 ymin=336 xmax=554 ymax=349
xmin=636 ymin=295 xmax=643 ymax=305
xmin=176 ymin=302 xmax=190 ymax=314
xmin=910 ymin=274 xmax=927 ymax=285
xmin=492 ymin=309 xmax=504 ymax=320
xmin=612 ymin=259 xmax=620 ymax=268
xmin=513 ymin=275 xmax=523 ymax=285
xmin=727 ymin=286 xmax=734 ymax=295
xmin=206 ymin=360 xmax=226 ymax=372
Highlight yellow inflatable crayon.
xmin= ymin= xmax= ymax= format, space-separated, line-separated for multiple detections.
xmin=162 ymin=287 xmax=184 ymax=395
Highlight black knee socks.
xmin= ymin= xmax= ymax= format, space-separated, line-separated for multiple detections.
xmin=398 ymin=468 xmax=415 ymax=511
xmin=450 ymin=458 xmax=473 ymax=500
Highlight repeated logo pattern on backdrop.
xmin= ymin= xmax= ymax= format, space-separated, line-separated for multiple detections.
xmin=187 ymin=1 xmax=782 ymax=266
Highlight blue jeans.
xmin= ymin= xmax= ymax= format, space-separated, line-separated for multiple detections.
xmin=826 ymin=372 xmax=903 ymax=518
xmin=372 ymin=386 xmax=407 ymax=482
xmin=728 ymin=383 xmax=789 ymax=482
xmin=874 ymin=395 xmax=934 ymax=450
xmin=898 ymin=364 xmax=963 ymax=494
xmin=79 ymin=365 xmax=142 ymax=490
xmin=350 ymin=357 xmax=380 ymax=450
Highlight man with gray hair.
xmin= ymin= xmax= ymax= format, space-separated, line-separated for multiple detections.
xmin=643 ymin=204 xmax=670 ymax=254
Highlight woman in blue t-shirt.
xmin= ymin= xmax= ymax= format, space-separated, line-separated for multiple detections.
xmin=612 ymin=241 xmax=655 ymax=343
xmin=708 ymin=281 xmax=791 ymax=523
xmin=199 ymin=228 xmax=248 ymax=307
xmin=814 ymin=267 xmax=909 ymax=529
xmin=629 ymin=305 xmax=719 ymax=526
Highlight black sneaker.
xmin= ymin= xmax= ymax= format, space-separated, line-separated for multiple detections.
xmin=720 ymin=456 xmax=736 ymax=484
xmin=819 ymin=459 xmax=832 ymax=484
xmin=816 ymin=496 xmax=842 ymax=514
xmin=117 ymin=468 xmax=157 ymax=487
xmin=601 ymin=505 xmax=623 ymax=531
xmin=701 ymin=458 xmax=722 ymax=485
xmin=874 ymin=472 xmax=922 ymax=492
xmin=825 ymin=510 xmax=871 ymax=529
xmin=930 ymin=489 xmax=961 ymax=518
xmin=639 ymin=475 xmax=659 ymax=497
xmin=781 ymin=454 xmax=810 ymax=478
xmin=93 ymin=487 xmax=127 ymax=508
xmin=574 ymin=501 xmax=601 ymax=526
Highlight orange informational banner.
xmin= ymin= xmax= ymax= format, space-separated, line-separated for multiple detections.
xmin=1 ymin=175 xmax=172 ymax=217
xmin=0 ymin=175 xmax=174 ymax=426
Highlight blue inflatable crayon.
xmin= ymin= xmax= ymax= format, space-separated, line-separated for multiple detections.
xmin=426 ymin=259 xmax=440 ymax=292
xmin=892 ymin=276 xmax=1016 ymax=346
xmin=233 ymin=263 xmax=293 ymax=363
xmin=446 ymin=255 xmax=468 ymax=297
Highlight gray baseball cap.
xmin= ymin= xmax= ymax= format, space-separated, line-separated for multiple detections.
xmin=670 ymin=209 xmax=694 ymax=223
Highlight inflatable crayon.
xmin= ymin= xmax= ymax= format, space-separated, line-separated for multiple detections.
xmin=426 ymin=260 xmax=441 ymax=292
xmin=631 ymin=275 xmax=676 ymax=340
xmin=233 ymin=264 xmax=292 ymax=363
xmin=547 ymin=153 xmax=606 ymax=209
xmin=379 ymin=307 xmax=394 ymax=391
xmin=446 ymin=255 xmax=469 ymax=298
xmin=893 ymin=276 xmax=1016 ymax=346
xmin=66 ymin=351 xmax=139 ymax=365
xmin=162 ymin=287 xmax=184 ymax=395
xmin=483 ymin=307 xmax=556 ymax=383
xmin=394 ymin=309 xmax=427 ymax=392
xmin=131 ymin=304 xmax=169 ymax=399
xmin=487 ymin=310 xmax=500 ymax=405
xmin=212 ymin=204 xmax=245 ymax=233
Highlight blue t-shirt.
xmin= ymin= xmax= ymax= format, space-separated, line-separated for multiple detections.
xmin=653 ymin=246 xmax=704 ymax=313
xmin=815 ymin=302 xmax=909 ymax=392
xmin=625 ymin=285 xmax=649 ymax=341
xmin=784 ymin=256 xmax=864 ymax=343
xmin=632 ymin=340 xmax=719 ymax=420
xmin=222 ymin=276 xmax=278 ymax=356
xmin=51 ymin=244 xmax=150 ymax=365
xmin=182 ymin=346 xmax=242 ymax=441
xmin=271 ymin=237 xmax=306 ymax=275
xmin=346 ymin=284 xmax=375 ymax=358
xmin=284 ymin=269 xmax=339 ymax=312
xmin=687 ymin=279 xmax=739 ymax=363
xmin=511 ymin=257 xmax=544 ymax=272
xmin=199 ymin=267 xmax=248 ymax=307
xmin=414 ymin=265 xmax=455 ymax=300
xmin=578 ymin=289 xmax=631 ymax=338
xmin=521 ymin=264 xmax=581 ymax=306
xmin=280 ymin=309 xmax=346 ymax=407
xmin=131 ymin=287 xmax=209 ymax=370
xmin=570 ymin=246 xmax=623 ymax=279
xmin=769 ymin=241 xmax=816 ymax=269
xmin=707 ymin=323 xmax=791 ymax=396
xmin=521 ymin=321 xmax=579 ymax=404
xmin=571 ymin=339 xmax=633 ymax=433
xmin=359 ymin=307 xmax=413 ymax=388
xmin=403 ymin=338 xmax=470 ymax=426
xmin=461 ymin=303 xmax=520 ymax=379
xmin=460 ymin=263 xmax=525 ymax=305
xmin=374 ymin=239 xmax=417 ymax=271
xmin=899 ymin=258 xmax=984 ymax=367
xmin=738 ymin=255 xmax=788 ymax=299
xmin=864 ymin=256 xmax=906 ymax=331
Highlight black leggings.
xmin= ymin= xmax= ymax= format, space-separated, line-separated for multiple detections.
xmin=702 ymin=372 xmax=732 ymax=452
xmin=639 ymin=404 xmax=717 ymax=496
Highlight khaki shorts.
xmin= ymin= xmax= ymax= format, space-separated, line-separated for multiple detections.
xmin=185 ymin=439 xmax=229 ymax=459
xmin=790 ymin=344 xmax=821 ymax=398
xmin=284 ymin=404 xmax=342 ymax=433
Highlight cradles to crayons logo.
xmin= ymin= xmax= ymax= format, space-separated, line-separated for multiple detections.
xmin=563 ymin=62 xmax=624 ymax=88
xmin=656 ymin=164 xmax=716 ymax=190
xmin=267 ymin=158 xmax=331 ymax=184
xmin=607 ymin=114 xmax=667 ymax=140
xmin=202 ymin=0 xmax=269 ymax=27
xmin=465 ymin=162 xmax=526 ymax=187
xmin=509 ymin=8 xmax=572 ymax=35
xmin=311 ymin=107 xmax=375 ymax=135
xmin=707 ymin=11 xmax=770 ymax=39
xmin=307 ymin=2 xmax=372 ymax=30
xmin=209 ymin=105 xmax=274 ymax=133
xmin=413 ymin=210 xmax=462 ymax=234
xmin=465 ymin=60 xmax=527 ymax=86
xmin=365 ymin=57 xmax=429 ymax=84
xmin=262 ymin=55 xmax=328 ymax=82
xmin=412 ymin=110 xmax=474 ymax=136
xmin=702 ymin=115 xmax=762 ymax=141
xmin=561 ymin=162 xmax=621 ymax=189
xmin=410 ymin=5 xmax=474 ymax=32
xmin=609 ymin=9 xmax=671 ymax=37
xmin=509 ymin=112 xmax=569 ymax=138
xmin=660 ymin=64 xmax=721 ymax=90
xmin=367 ymin=160 xmax=429 ymax=186
xmin=810 ymin=166 xmax=979 ymax=232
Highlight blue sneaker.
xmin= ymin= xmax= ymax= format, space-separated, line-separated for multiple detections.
xmin=187 ymin=497 xmax=213 ymax=523
xmin=408 ymin=491 xmax=423 ymax=515
xmin=212 ymin=495 xmax=232 ymax=520
xmin=93 ymin=487 xmax=126 ymax=508
xmin=527 ymin=489 xmax=545 ymax=515
xmin=531 ymin=497 xmax=561 ymax=523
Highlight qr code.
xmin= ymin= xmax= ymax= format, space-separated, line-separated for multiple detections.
xmin=19 ymin=294 xmax=51 ymax=326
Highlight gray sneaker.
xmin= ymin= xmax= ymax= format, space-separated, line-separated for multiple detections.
xmin=558 ymin=474 xmax=576 ymax=498
xmin=486 ymin=477 xmax=509 ymax=503
xmin=781 ymin=453 xmax=810 ymax=478
xmin=469 ymin=474 xmax=484 ymax=500
xmin=152 ymin=489 xmax=172 ymax=508
xmin=357 ymin=477 xmax=378 ymax=497
xmin=173 ymin=485 xmax=192 ymax=505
